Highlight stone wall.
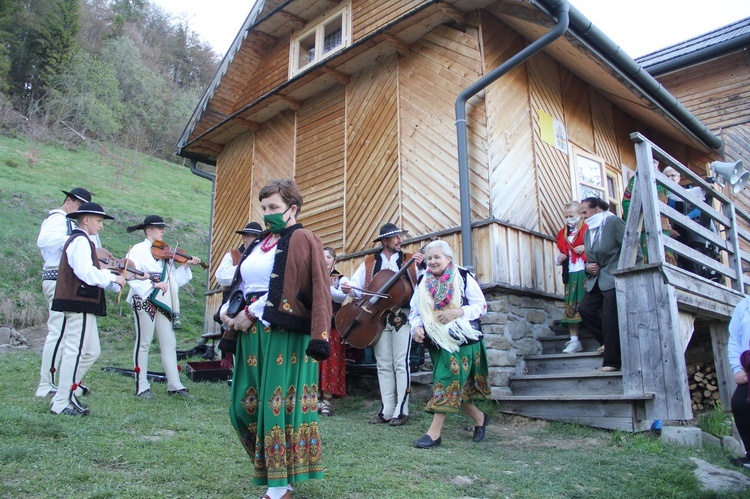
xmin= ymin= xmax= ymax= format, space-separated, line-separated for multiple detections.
xmin=481 ymin=290 xmax=565 ymax=397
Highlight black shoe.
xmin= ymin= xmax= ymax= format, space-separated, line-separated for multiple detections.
xmin=54 ymin=406 xmax=89 ymax=416
xmin=730 ymin=456 xmax=750 ymax=468
xmin=473 ymin=412 xmax=490 ymax=442
xmin=78 ymin=384 xmax=91 ymax=396
xmin=136 ymin=389 xmax=154 ymax=399
xmin=413 ymin=434 xmax=441 ymax=448
xmin=168 ymin=389 xmax=194 ymax=398
xmin=389 ymin=414 xmax=409 ymax=426
xmin=368 ymin=414 xmax=388 ymax=424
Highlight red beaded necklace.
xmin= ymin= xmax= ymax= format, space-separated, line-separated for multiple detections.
xmin=260 ymin=234 xmax=279 ymax=252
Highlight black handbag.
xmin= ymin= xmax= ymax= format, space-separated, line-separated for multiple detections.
xmin=225 ymin=289 xmax=247 ymax=318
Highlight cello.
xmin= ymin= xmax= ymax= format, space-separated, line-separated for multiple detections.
xmin=335 ymin=247 xmax=423 ymax=349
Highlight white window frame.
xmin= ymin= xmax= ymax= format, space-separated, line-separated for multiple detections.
xmin=290 ymin=3 xmax=351 ymax=77
xmin=570 ymin=147 xmax=608 ymax=204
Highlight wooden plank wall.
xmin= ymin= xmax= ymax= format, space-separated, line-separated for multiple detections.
xmin=590 ymin=91 xmax=620 ymax=171
xmin=528 ymin=52 xmax=570 ymax=235
xmin=399 ymin=24 xmax=489 ymax=237
xmin=481 ymin=13 xmax=537 ymax=230
xmin=250 ymin=111 xmax=297 ymax=224
xmin=657 ymin=50 xmax=750 ymax=133
xmin=562 ymin=72 xmax=594 ymax=153
xmin=493 ymin=224 xmax=563 ymax=294
xmin=351 ymin=0 xmax=425 ymax=42
xmin=210 ymin=131 xmax=255 ymax=288
xmin=296 ymin=85 xmax=347 ymax=251
xmin=234 ymin=37 xmax=290 ymax=114
xmin=344 ymin=53 xmax=400 ymax=254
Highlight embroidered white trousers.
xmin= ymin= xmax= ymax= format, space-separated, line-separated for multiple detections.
xmin=50 ymin=312 xmax=100 ymax=414
xmin=133 ymin=307 xmax=185 ymax=394
xmin=373 ymin=320 xmax=411 ymax=419
xmin=36 ymin=280 xmax=64 ymax=397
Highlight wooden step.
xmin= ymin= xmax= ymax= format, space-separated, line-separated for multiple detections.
xmin=494 ymin=393 xmax=654 ymax=432
xmin=538 ymin=335 xmax=601 ymax=355
xmin=509 ymin=371 xmax=623 ymax=396
xmin=523 ymin=352 xmax=605 ymax=374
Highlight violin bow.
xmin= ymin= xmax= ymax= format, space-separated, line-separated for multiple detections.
xmin=117 ymin=245 xmax=134 ymax=303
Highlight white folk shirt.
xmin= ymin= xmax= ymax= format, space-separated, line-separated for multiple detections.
xmin=407 ymin=270 xmax=486 ymax=331
xmin=66 ymin=230 xmax=120 ymax=292
xmin=215 ymin=250 xmax=237 ymax=287
xmin=219 ymin=243 xmax=275 ymax=324
xmin=729 ymin=296 xmax=750 ymax=374
xmin=126 ymin=239 xmax=192 ymax=303
xmin=38 ymin=210 xmax=101 ymax=270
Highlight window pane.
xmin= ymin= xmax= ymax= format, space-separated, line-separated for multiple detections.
xmin=580 ymin=185 xmax=605 ymax=200
xmin=607 ymin=175 xmax=616 ymax=198
xmin=323 ymin=17 xmax=343 ymax=54
xmin=578 ymin=156 xmax=603 ymax=186
xmin=298 ymin=32 xmax=316 ymax=68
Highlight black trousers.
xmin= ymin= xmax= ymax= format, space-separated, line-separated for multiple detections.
xmin=578 ymin=281 xmax=621 ymax=369
xmin=732 ymin=382 xmax=750 ymax=454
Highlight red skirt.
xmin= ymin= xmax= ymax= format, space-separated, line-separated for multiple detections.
xmin=318 ymin=327 xmax=346 ymax=397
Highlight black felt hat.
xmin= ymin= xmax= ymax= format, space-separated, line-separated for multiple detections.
xmin=66 ymin=202 xmax=114 ymax=220
xmin=373 ymin=223 xmax=409 ymax=242
xmin=236 ymin=222 xmax=263 ymax=235
xmin=126 ymin=215 xmax=170 ymax=233
xmin=62 ymin=187 xmax=92 ymax=203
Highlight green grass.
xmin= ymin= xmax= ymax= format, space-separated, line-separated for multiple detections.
xmin=698 ymin=403 xmax=733 ymax=438
xmin=1 ymin=134 xmax=750 ymax=498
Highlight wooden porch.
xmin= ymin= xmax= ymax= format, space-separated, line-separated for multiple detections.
xmin=496 ymin=134 xmax=748 ymax=431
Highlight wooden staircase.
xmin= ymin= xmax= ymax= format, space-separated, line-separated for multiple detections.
xmin=494 ymin=328 xmax=654 ymax=432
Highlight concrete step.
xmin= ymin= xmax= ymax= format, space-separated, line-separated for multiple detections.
xmin=523 ymin=352 xmax=605 ymax=375
xmin=509 ymin=371 xmax=623 ymax=396
xmin=494 ymin=393 xmax=654 ymax=431
xmin=538 ymin=335 xmax=601 ymax=355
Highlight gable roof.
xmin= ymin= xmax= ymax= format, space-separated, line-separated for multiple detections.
xmin=636 ymin=16 xmax=750 ymax=76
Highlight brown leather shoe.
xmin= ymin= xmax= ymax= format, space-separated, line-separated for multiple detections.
xmin=389 ymin=414 xmax=409 ymax=426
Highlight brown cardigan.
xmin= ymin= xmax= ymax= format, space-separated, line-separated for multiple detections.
xmin=223 ymin=224 xmax=332 ymax=360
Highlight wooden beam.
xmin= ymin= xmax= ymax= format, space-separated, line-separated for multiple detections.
xmin=437 ymin=3 xmax=467 ymax=25
xmin=320 ymin=66 xmax=350 ymax=85
xmin=200 ymin=140 xmax=224 ymax=154
xmin=251 ymin=31 xmax=278 ymax=48
xmin=278 ymin=10 xmax=306 ymax=28
xmin=380 ymin=34 xmax=410 ymax=56
xmin=277 ymin=95 xmax=302 ymax=111
xmin=235 ymin=118 xmax=260 ymax=131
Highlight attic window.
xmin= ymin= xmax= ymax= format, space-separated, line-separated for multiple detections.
xmin=291 ymin=4 xmax=350 ymax=76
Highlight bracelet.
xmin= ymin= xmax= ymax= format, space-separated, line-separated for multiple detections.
xmin=244 ymin=305 xmax=255 ymax=322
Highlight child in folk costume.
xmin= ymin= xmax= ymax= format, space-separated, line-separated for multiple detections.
xmin=555 ymin=201 xmax=588 ymax=354
xmin=125 ymin=215 xmax=202 ymax=399
xmin=50 ymin=202 xmax=125 ymax=415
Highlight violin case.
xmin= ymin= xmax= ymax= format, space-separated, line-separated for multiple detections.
xmin=185 ymin=359 xmax=232 ymax=382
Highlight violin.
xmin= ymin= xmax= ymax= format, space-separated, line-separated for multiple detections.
xmin=335 ymin=245 xmax=424 ymax=349
xmin=96 ymin=248 xmax=154 ymax=281
xmin=150 ymin=240 xmax=208 ymax=269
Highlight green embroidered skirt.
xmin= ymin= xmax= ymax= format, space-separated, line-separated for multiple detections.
xmin=229 ymin=321 xmax=323 ymax=487
xmin=425 ymin=340 xmax=491 ymax=414
xmin=560 ymin=269 xmax=586 ymax=325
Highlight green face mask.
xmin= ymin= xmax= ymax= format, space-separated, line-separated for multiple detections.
xmin=263 ymin=206 xmax=292 ymax=234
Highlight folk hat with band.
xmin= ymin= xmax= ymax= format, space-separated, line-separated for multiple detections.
xmin=126 ymin=215 xmax=170 ymax=233
xmin=373 ymin=223 xmax=409 ymax=242
xmin=62 ymin=187 xmax=92 ymax=204
xmin=66 ymin=202 xmax=114 ymax=220
xmin=235 ymin=222 xmax=263 ymax=235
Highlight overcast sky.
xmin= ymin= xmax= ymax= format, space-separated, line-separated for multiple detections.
xmin=152 ymin=0 xmax=750 ymax=59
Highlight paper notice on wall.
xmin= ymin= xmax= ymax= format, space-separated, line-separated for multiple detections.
xmin=538 ymin=110 xmax=568 ymax=154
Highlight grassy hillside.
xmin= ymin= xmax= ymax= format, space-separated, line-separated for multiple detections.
xmin=0 ymin=134 xmax=213 ymax=344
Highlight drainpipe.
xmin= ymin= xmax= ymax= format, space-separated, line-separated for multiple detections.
xmin=190 ymin=159 xmax=216 ymax=290
xmin=455 ymin=1 xmax=570 ymax=271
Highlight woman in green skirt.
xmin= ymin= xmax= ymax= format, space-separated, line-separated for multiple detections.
xmin=409 ymin=240 xmax=491 ymax=449
xmin=220 ymin=179 xmax=331 ymax=499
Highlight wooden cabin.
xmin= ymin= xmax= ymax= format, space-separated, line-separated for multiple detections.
xmin=177 ymin=0 xmax=750 ymax=431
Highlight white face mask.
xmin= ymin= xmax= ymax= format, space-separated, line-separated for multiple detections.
xmin=566 ymin=216 xmax=580 ymax=226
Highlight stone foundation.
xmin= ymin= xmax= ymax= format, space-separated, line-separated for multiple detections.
xmin=481 ymin=290 xmax=565 ymax=397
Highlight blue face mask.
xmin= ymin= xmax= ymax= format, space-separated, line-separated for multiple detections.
xmin=263 ymin=206 xmax=292 ymax=234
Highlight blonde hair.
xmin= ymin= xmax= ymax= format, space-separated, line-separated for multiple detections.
xmin=563 ymin=201 xmax=580 ymax=211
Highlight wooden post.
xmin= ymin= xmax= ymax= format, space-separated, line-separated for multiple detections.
xmin=633 ymin=141 xmax=665 ymax=265
xmin=710 ymin=321 xmax=734 ymax=412
xmin=725 ymin=203 xmax=744 ymax=292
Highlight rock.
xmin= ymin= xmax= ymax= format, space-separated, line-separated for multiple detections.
xmin=690 ymin=457 xmax=750 ymax=493
xmin=0 ymin=326 xmax=29 ymax=348
xmin=486 ymin=349 xmax=517 ymax=367
xmin=723 ymin=435 xmax=745 ymax=457
xmin=507 ymin=320 xmax=530 ymax=340
xmin=511 ymin=338 xmax=540 ymax=356
xmin=702 ymin=431 xmax=722 ymax=448
xmin=526 ymin=310 xmax=546 ymax=324
xmin=483 ymin=333 xmax=512 ymax=351
xmin=661 ymin=426 xmax=702 ymax=447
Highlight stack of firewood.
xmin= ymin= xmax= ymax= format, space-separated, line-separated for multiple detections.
xmin=688 ymin=363 xmax=721 ymax=411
